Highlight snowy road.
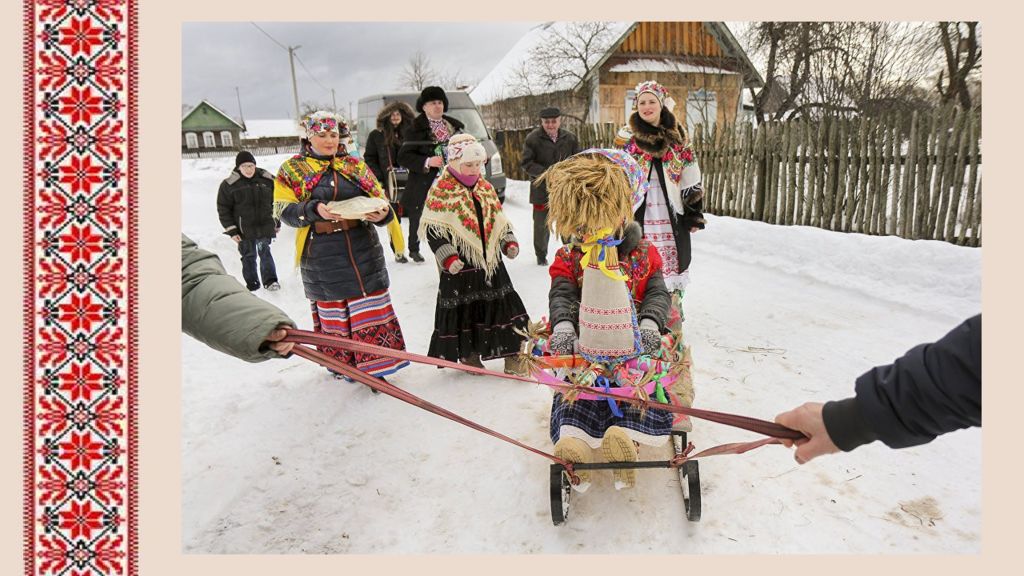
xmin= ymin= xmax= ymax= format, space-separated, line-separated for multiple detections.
xmin=182 ymin=154 xmax=981 ymax=553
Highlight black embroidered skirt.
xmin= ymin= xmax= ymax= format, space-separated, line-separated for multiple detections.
xmin=427 ymin=262 xmax=529 ymax=361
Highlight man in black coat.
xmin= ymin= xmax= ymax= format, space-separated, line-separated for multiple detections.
xmin=396 ymin=86 xmax=465 ymax=263
xmin=775 ymin=314 xmax=981 ymax=464
xmin=216 ymin=150 xmax=280 ymax=291
xmin=520 ymin=107 xmax=580 ymax=265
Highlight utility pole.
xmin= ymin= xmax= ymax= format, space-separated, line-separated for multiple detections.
xmin=235 ymin=86 xmax=246 ymax=131
xmin=331 ymin=88 xmax=338 ymax=115
xmin=288 ymin=45 xmax=301 ymax=122
xmin=349 ymin=101 xmax=353 ymax=123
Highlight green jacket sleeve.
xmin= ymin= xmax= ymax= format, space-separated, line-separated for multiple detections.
xmin=181 ymin=234 xmax=295 ymax=362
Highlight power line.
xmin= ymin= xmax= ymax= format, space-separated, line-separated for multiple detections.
xmin=293 ymin=52 xmax=332 ymax=95
xmin=250 ymin=22 xmax=333 ymax=103
xmin=249 ymin=22 xmax=288 ymax=51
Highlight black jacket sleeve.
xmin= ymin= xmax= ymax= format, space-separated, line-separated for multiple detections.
xmin=822 ymin=314 xmax=982 ymax=451
xmin=637 ymin=270 xmax=671 ymax=331
xmin=548 ymin=275 xmax=581 ymax=332
xmin=364 ymin=131 xmax=384 ymax=182
xmin=216 ymin=179 xmax=236 ymax=232
xmin=520 ymin=134 xmax=545 ymax=180
xmin=397 ymin=125 xmax=431 ymax=175
xmin=279 ymin=199 xmax=323 ymax=228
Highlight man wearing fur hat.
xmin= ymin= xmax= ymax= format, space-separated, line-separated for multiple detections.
xmin=397 ymin=86 xmax=465 ymax=263
xmin=216 ymin=150 xmax=280 ymax=291
xmin=616 ymin=80 xmax=705 ymax=329
xmin=520 ymin=107 xmax=580 ymax=265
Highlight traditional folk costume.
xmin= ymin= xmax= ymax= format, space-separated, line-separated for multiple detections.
xmin=419 ymin=134 xmax=529 ymax=372
xmin=274 ymin=111 xmax=409 ymax=378
xmin=617 ymin=81 xmax=705 ymax=329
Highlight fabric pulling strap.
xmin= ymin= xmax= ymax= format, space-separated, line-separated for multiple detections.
xmin=282 ymin=328 xmax=805 ymax=441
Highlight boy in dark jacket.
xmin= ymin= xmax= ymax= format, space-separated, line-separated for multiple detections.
xmin=217 ymin=151 xmax=280 ymax=291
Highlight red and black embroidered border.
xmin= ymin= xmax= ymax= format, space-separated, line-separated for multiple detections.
xmin=24 ymin=1 xmax=137 ymax=574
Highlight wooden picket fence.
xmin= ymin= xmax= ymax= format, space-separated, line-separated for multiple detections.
xmin=495 ymin=106 xmax=981 ymax=246
xmin=181 ymin=143 xmax=301 ymax=159
xmin=693 ymin=106 xmax=981 ymax=246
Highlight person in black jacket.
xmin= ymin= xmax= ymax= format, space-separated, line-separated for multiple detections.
xmin=397 ymin=86 xmax=465 ymax=263
xmin=217 ymin=151 xmax=280 ymax=291
xmin=363 ymin=100 xmax=416 ymax=263
xmin=775 ymin=314 xmax=982 ymax=464
xmin=520 ymin=107 xmax=580 ymax=265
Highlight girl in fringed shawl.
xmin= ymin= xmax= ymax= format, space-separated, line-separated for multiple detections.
xmin=418 ymin=134 xmax=529 ymax=374
xmin=273 ymin=111 xmax=409 ymax=381
xmin=538 ymin=149 xmax=677 ymax=492
xmin=616 ymin=80 xmax=705 ymax=329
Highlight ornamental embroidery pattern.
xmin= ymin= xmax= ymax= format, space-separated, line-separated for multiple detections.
xmin=25 ymin=1 xmax=137 ymax=575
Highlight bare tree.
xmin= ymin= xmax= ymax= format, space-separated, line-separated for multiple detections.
xmin=748 ymin=22 xmax=818 ymax=122
xmin=398 ymin=50 xmax=437 ymax=91
xmin=936 ymin=22 xmax=981 ymax=110
xmin=747 ymin=22 xmax=955 ymax=122
xmin=436 ymin=68 xmax=475 ymax=91
xmin=525 ymin=21 xmax=619 ymax=123
xmin=299 ymin=100 xmax=348 ymax=123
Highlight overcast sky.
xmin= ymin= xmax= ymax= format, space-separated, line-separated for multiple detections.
xmin=182 ymin=22 xmax=540 ymax=120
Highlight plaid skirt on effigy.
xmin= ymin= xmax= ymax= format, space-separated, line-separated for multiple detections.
xmin=550 ymin=392 xmax=673 ymax=448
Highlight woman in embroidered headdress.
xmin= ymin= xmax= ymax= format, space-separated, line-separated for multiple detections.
xmin=616 ymin=80 xmax=705 ymax=329
xmin=539 ymin=149 xmax=674 ymax=492
xmin=419 ymin=134 xmax=529 ymax=374
xmin=274 ymin=111 xmax=409 ymax=380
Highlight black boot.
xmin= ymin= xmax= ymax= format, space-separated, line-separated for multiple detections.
xmin=409 ymin=251 xmax=425 ymax=263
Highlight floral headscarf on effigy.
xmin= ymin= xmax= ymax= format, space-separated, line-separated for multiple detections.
xmin=540 ymin=149 xmax=647 ymax=362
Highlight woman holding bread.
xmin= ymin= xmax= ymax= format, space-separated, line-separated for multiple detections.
xmin=274 ymin=110 xmax=409 ymax=380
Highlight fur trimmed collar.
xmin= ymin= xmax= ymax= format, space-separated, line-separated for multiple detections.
xmin=376 ymin=101 xmax=416 ymax=132
xmin=628 ymin=110 xmax=686 ymax=157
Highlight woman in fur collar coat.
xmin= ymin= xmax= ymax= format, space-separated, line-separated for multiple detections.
xmin=616 ymin=80 xmax=705 ymax=328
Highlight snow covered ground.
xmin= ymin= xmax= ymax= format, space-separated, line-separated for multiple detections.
xmin=181 ymin=153 xmax=981 ymax=554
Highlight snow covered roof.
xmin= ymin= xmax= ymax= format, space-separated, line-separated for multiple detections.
xmin=608 ymin=58 xmax=740 ymax=76
xmin=471 ymin=21 xmax=764 ymax=106
xmin=241 ymin=119 xmax=302 ymax=139
xmin=470 ymin=21 xmax=634 ymax=106
xmin=182 ymin=99 xmax=245 ymax=130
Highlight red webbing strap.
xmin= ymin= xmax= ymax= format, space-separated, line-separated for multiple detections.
xmin=288 ymin=345 xmax=576 ymax=470
xmin=282 ymin=329 xmax=806 ymax=441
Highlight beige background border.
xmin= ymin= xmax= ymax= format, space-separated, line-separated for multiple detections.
xmin=3 ymin=0 xmax=1016 ymax=574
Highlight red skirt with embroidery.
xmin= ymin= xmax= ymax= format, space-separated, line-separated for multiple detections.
xmin=310 ymin=289 xmax=409 ymax=377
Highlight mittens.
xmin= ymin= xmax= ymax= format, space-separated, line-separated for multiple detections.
xmin=548 ymin=321 xmax=577 ymax=355
xmin=447 ymin=258 xmax=465 ymax=274
xmin=639 ymin=318 xmax=662 ymax=356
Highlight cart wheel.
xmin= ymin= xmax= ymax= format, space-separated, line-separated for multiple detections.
xmin=682 ymin=460 xmax=701 ymax=522
xmin=550 ymin=464 xmax=572 ymax=526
